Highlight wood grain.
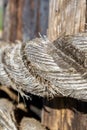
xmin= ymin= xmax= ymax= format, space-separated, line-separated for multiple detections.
xmin=48 ymin=0 xmax=86 ymax=41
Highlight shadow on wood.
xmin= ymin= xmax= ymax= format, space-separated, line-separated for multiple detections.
xmin=42 ymin=97 xmax=87 ymax=130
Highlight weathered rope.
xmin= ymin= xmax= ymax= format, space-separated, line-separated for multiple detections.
xmin=1 ymin=34 xmax=87 ymax=100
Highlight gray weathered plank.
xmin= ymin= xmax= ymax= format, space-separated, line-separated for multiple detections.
xmin=48 ymin=0 xmax=86 ymax=41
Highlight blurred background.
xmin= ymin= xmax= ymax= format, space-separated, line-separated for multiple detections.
xmin=0 ymin=0 xmax=3 ymax=38
xmin=0 ymin=0 xmax=50 ymax=128
xmin=0 ymin=0 xmax=49 ymax=42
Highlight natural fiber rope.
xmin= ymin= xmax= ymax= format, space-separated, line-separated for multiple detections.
xmin=1 ymin=34 xmax=87 ymax=100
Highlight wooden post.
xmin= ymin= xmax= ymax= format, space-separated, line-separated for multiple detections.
xmin=42 ymin=98 xmax=87 ymax=130
xmin=47 ymin=0 xmax=86 ymax=41
xmin=16 ymin=0 xmax=24 ymax=41
xmin=42 ymin=0 xmax=87 ymax=130
xmin=3 ymin=0 xmax=24 ymax=42
xmin=3 ymin=0 xmax=49 ymax=42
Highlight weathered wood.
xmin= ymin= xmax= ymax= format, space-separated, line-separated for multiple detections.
xmin=20 ymin=117 xmax=46 ymax=130
xmin=22 ymin=0 xmax=49 ymax=41
xmin=48 ymin=0 xmax=86 ymax=41
xmin=16 ymin=0 xmax=24 ymax=41
xmin=3 ymin=0 xmax=10 ymax=41
xmin=3 ymin=0 xmax=24 ymax=42
xmin=9 ymin=0 xmax=17 ymax=42
xmin=42 ymin=97 xmax=87 ymax=130
xmin=3 ymin=0 xmax=49 ymax=42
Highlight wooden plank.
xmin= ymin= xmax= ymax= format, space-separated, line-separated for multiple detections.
xmin=48 ymin=0 xmax=86 ymax=41
xmin=42 ymin=98 xmax=87 ymax=130
xmin=9 ymin=0 xmax=18 ymax=42
xmin=3 ymin=0 xmax=49 ymax=42
xmin=16 ymin=0 xmax=24 ymax=41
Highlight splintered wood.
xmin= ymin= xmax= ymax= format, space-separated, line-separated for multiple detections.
xmin=48 ymin=0 xmax=86 ymax=41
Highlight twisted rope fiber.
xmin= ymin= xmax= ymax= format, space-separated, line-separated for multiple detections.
xmin=1 ymin=34 xmax=87 ymax=100
xmin=0 ymin=38 xmax=59 ymax=98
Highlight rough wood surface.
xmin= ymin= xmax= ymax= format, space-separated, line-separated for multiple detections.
xmin=3 ymin=0 xmax=23 ymax=42
xmin=16 ymin=0 xmax=24 ymax=41
xmin=0 ymin=34 xmax=87 ymax=100
xmin=3 ymin=0 xmax=49 ymax=42
xmin=3 ymin=0 xmax=10 ymax=41
xmin=48 ymin=0 xmax=86 ymax=41
xmin=9 ymin=0 xmax=18 ymax=42
xmin=42 ymin=97 xmax=87 ymax=130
